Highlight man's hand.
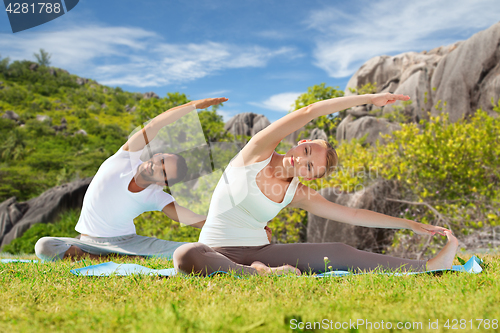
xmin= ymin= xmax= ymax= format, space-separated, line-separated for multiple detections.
xmin=191 ymin=97 xmax=228 ymax=109
xmin=265 ymin=225 xmax=272 ymax=243
xmin=371 ymin=93 xmax=410 ymax=107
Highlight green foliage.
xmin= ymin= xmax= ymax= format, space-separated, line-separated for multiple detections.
xmin=135 ymin=92 xmax=189 ymax=124
xmin=0 ymin=127 xmax=28 ymax=161
xmin=294 ymin=84 xmax=344 ymax=142
xmin=348 ymin=82 xmax=378 ymax=95
xmin=269 ymin=207 xmax=307 ymax=244
xmin=198 ymin=109 xmax=233 ymax=142
xmin=378 ymin=109 xmax=499 ymax=248
xmin=0 ymin=57 xmax=232 ymax=203
xmin=313 ymin=108 xmax=499 ymax=253
xmin=0 ymin=54 xmax=235 ymax=251
xmin=273 ymin=86 xmax=500 ymax=248
xmin=33 ymin=49 xmax=51 ymax=67
xmin=2 ymin=209 xmax=80 ymax=254
xmin=134 ymin=211 xmax=201 ymax=243
xmin=0 ymin=53 xmax=10 ymax=72
xmin=293 ymin=83 xmax=345 ymax=111
xmin=380 ymin=100 xmax=413 ymax=123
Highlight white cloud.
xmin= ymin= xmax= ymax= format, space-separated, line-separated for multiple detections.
xmin=197 ymin=89 xmax=231 ymax=97
xmin=249 ymin=92 xmax=302 ymax=112
xmin=255 ymin=30 xmax=290 ymax=40
xmin=217 ymin=110 xmax=234 ymax=123
xmin=0 ymin=25 xmax=296 ymax=87
xmin=0 ymin=26 xmax=155 ymax=69
xmin=307 ymin=0 xmax=500 ymax=78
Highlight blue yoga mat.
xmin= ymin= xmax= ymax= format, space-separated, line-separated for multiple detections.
xmin=70 ymin=256 xmax=482 ymax=277
xmin=1 ymin=259 xmax=39 ymax=263
xmin=71 ymin=262 xmax=177 ymax=277
xmin=316 ymin=256 xmax=483 ymax=277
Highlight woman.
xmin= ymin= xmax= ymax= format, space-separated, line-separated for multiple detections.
xmin=174 ymin=93 xmax=458 ymax=275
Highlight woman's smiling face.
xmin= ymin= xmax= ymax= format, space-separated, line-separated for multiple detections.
xmin=284 ymin=141 xmax=327 ymax=180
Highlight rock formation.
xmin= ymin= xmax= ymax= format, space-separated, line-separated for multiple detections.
xmin=1 ymin=110 xmax=20 ymax=122
xmin=0 ymin=177 xmax=93 ymax=248
xmin=338 ymin=22 xmax=500 ymax=144
xmin=143 ymin=92 xmax=160 ymax=99
xmin=224 ymin=112 xmax=271 ymax=137
xmin=75 ymin=77 xmax=90 ymax=86
xmin=336 ymin=114 xmax=401 ymax=146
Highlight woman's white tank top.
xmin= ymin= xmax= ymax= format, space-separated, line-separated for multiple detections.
xmin=198 ymin=154 xmax=300 ymax=247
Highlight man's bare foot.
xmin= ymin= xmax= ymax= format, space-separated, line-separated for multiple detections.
xmin=64 ymin=246 xmax=103 ymax=261
xmin=63 ymin=246 xmax=144 ymax=261
xmin=426 ymin=230 xmax=459 ymax=270
xmin=251 ymin=261 xmax=301 ymax=276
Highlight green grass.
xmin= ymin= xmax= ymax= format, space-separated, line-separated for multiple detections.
xmin=0 ymin=254 xmax=499 ymax=332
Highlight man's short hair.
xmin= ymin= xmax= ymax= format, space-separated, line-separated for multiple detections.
xmin=166 ymin=154 xmax=187 ymax=186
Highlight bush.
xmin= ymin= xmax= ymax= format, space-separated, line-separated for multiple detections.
xmin=134 ymin=211 xmax=201 ymax=243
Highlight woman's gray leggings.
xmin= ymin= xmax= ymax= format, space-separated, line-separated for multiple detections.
xmin=173 ymin=242 xmax=427 ymax=275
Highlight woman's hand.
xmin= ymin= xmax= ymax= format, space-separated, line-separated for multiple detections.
xmin=265 ymin=226 xmax=272 ymax=243
xmin=371 ymin=93 xmax=410 ymax=107
xmin=408 ymin=220 xmax=451 ymax=236
xmin=191 ymin=97 xmax=228 ymax=109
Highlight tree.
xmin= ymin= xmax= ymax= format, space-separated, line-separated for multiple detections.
xmin=0 ymin=129 xmax=27 ymax=161
xmin=292 ymin=83 xmax=344 ymax=141
xmin=34 ymin=49 xmax=51 ymax=67
xmin=0 ymin=53 xmax=10 ymax=73
xmin=198 ymin=109 xmax=233 ymax=142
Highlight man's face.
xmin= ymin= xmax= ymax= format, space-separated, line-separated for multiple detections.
xmin=139 ymin=153 xmax=178 ymax=186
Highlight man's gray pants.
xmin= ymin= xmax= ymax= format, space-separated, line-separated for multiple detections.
xmin=34 ymin=234 xmax=188 ymax=262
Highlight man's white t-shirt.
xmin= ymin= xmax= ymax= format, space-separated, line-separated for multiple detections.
xmin=75 ymin=146 xmax=174 ymax=237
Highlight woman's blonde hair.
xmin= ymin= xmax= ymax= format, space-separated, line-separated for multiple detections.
xmin=309 ymin=139 xmax=338 ymax=178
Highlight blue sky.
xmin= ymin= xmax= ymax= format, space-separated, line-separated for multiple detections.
xmin=1 ymin=0 xmax=499 ymax=122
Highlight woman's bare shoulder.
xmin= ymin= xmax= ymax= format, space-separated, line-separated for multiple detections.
xmin=230 ymin=148 xmax=276 ymax=167
xmin=289 ymin=182 xmax=320 ymax=205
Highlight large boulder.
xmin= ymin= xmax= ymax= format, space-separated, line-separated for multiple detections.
xmin=36 ymin=115 xmax=52 ymax=124
xmin=336 ymin=114 xmax=401 ymax=145
xmin=344 ymin=22 xmax=500 ymax=129
xmin=143 ymin=92 xmax=160 ymax=99
xmin=309 ymin=128 xmax=328 ymax=141
xmin=75 ymin=77 xmax=89 ymax=86
xmin=430 ymin=22 xmax=500 ymax=121
xmin=307 ymin=180 xmax=400 ymax=252
xmin=1 ymin=110 xmax=20 ymax=122
xmin=283 ymin=125 xmax=306 ymax=145
xmin=0 ymin=177 xmax=93 ymax=248
xmin=224 ymin=112 xmax=270 ymax=137
xmin=344 ymin=48 xmax=455 ymax=128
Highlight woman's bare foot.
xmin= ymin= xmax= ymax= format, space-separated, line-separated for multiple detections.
xmin=251 ymin=261 xmax=301 ymax=276
xmin=426 ymin=230 xmax=459 ymax=270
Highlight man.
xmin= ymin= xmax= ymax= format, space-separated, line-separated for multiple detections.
xmin=35 ymin=97 xmax=228 ymax=261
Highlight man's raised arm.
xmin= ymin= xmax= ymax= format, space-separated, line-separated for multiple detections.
xmin=124 ymin=97 xmax=228 ymax=152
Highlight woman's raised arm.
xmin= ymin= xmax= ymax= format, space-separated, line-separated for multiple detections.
xmin=289 ymin=184 xmax=450 ymax=236
xmin=241 ymin=93 xmax=410 ymax=161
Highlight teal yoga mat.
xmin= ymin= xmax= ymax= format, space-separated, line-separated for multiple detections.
xmin=70 ymin=256 xmax=482 ymax=277
xmin=315 ymin=256 xmax=483 ymax=277
xmin=71 ymin=262 xmax=177 ymax=277
xmin=0 ymin=259 xmax=38 ymax=263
